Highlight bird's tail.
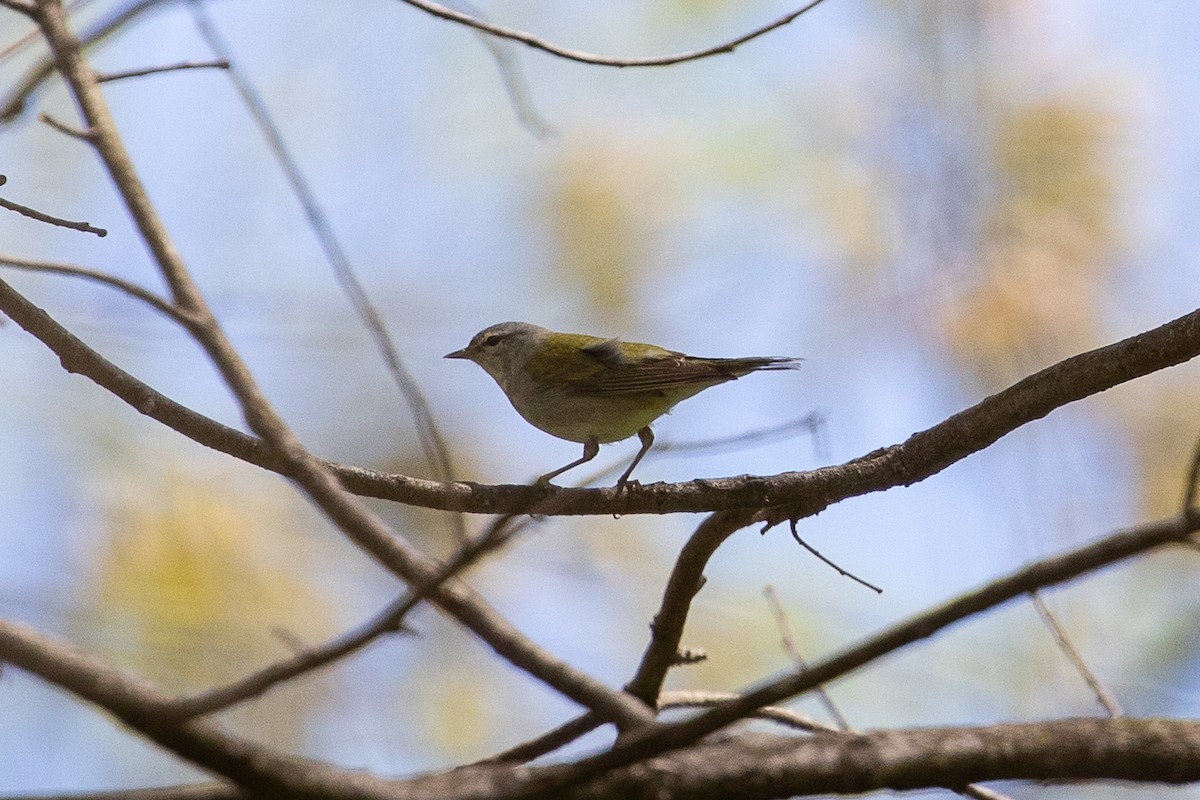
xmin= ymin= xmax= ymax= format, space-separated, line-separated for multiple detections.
xmin=714 ymin=356 xmax=804 ymax=378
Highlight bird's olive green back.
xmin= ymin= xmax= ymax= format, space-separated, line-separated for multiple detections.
xmin=525 ymin=332 xmax=793 ymax=398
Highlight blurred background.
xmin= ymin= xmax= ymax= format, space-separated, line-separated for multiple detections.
xmin=0 ymin=0 xmax=1198 ymax=796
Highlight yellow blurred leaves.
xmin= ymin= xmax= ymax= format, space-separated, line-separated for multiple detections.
xmin=1130 ymin=386 xmax=1200 ymax=519
xmin=942 ymin=100 xmax=1120 ymax=386
xmin=78 ymin=466 xmax=337 ymax=692
xmin=414 ymin=653 xmax=496 ymax=757
xmin=541 ymin=137 xmax=681 ymax=327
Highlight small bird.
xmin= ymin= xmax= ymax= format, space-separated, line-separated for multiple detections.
xmin=445 ymin=322 xmax=802 ymax=487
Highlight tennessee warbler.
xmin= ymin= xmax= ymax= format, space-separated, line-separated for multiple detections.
xmin=445 ymin=322 xmax=802 ymax=486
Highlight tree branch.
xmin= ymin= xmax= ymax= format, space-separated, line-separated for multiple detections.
xmin=2 ymin=277 xmax=1197 ymax=518
xmin=0 ymin=175 xmax=106 ymax=236
xmin=395 ymin=0 xmax=829 ymax=68
xmin=166 ymin=511 xmax=533 ymax=719
xmin=0 ymin=618 xmax=398 ymax=799
xmin=0 ymin=253 xmax=195 ymax=326
xmin=518 ymin=511 xmax=1200 ymax=793
xmin=624 ymin=510 xmax=750 ymax=704
xmin=96 ymin=58 xmax=229 ymax=82
xmin=0 ymin=0 xmax=34 ymax=15
xmin=544 ymin=721 xmax=1200 ymax=798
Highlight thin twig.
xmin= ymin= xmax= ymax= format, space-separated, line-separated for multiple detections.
xmin=97 ymin=58 xmax=229 ymax=82
xmin=396 ymin=0 xmax=830 ymax=67
xmin=787 ymin=519 xmax=883 ymax=594
xmin=657 ymin=689 xmax=836 ymax=734
xmin=652 ymin=412 xmax=825 ymax=458
xmin=762 ymin=585 xmax=850 ymax=731
xmin=1030 ymin=591 xmax=1123 ymax=717
xmin=441 ymin=0 xmax=555 ymax=138
xmin=0 ymin=253 xmax=194 ymax=326
xmin=1 ymin=0 xmax=175 ymax=122
xmin=39 ymin=111 xmax=95 ymax=140
xmin=185 ymin=0 xmax=466 ymax=544
xmin=0 ymin=177 xmax=106 ymax=236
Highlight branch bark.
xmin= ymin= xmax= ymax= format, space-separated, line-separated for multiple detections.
xmin=2 ymin=274 xmax=1196 ymax=518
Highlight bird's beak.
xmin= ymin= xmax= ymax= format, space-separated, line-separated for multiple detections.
xmin=444 ymin=348 xmax=471 ymax=360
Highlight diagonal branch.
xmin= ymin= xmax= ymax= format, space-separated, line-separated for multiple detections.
xmin=0 ymin=253 xmax=194 ymax=325
xmin=167 ymin=511 xmax=533 ymax=719
xmin=0 ymin=618 xmax=399 ymax=799
xmin=624 ymin=510 xmax=750 ymax=704
xmin=3 ymin=281 xmax=1198 ymax=518
xmin=395 ymin=0 xmax=829 ymax=68
xmin=0 ymin=175 xmax=106 ymax=235
xmin=515 ymin=511 xmax=1200 ymax=793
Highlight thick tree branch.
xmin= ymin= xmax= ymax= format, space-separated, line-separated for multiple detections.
xmin=2 ymin=278 xmax=1197 ymax=518
xmin=8 ymin=719 xmax=1200 ymax=800
xmin=548 ymin=721 xmax=1200 ymax=798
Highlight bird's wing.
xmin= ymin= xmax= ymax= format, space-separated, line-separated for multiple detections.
xmin=570 ymin=342 xmax=782 ymax=396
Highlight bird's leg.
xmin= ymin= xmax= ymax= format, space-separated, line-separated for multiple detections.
xmin=536 ymin=437 xmax=600 ymax=486
xmin=616 ymin=427 xmax=655 ymax=488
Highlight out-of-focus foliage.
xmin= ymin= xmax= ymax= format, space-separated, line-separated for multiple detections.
xmin=943 ymin=100 xmax=1119 ymax=386
xmin=541 ymin=137 xmax=681 ymax=329
xmin=73 ymin=462 xmax=338 ymax=706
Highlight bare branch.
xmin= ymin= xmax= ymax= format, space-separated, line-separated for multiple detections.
xmin=786 ymin=519 xmax=882 ymax=594
xmin=762 ymin=587 xmax=1013 ymax=800
xmin=395 ymin=0 xmax=830 ymax=68
xmin=0 ymin=253 xmax=194 ymax=326
xmin=0 ymin=0 xmax=34 ymax=15
xmin=535 ymin=721 xmax=1200 ymax=798
xmin=1030 ymin=591 xmax=1123 ymax=717
xmin=0 ymin=175 xmax=106 ymax=236
xmin=529 ymin=512 xmax=1200 ymax=792
xmin=1 ymin=0 xmax=174 ymax=122
xmin=763 ymin=585 xmax=849 ymax=731
xmin=38 ymin=110 xmax=95 ymax=139
xmin=624 ymin=510 xmax=749 ymax=705
xmin=0 ymin=618 xmax=399 ymax=798
xmin=96 ymin=58 xmax=229 ymax=82
xmin=657 ymin=689 xmax=837 ymax=734
xmin=167 ymin=511 xmax=533 ymax=719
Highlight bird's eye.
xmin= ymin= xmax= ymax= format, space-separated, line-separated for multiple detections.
xmin=484 ymin=334 xmax=504 ymax=347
